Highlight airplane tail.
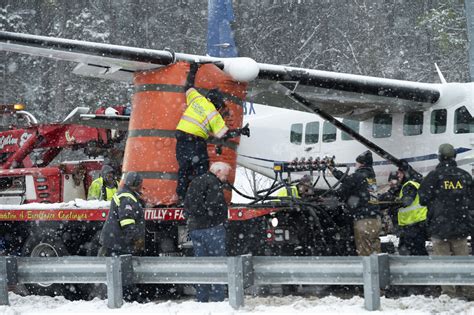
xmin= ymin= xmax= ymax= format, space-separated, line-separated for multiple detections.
xmin=435 ymin=63 xmax=447 ymax=84
xmin=207 ymin=0 xmax=238 ymax=57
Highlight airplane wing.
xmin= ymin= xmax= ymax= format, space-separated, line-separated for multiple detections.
xmin=0 ymin=31 xmax=442 ymax=120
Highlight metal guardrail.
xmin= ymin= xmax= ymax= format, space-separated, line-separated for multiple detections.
xmin=1 ymin=254 xmax=474 ymax=311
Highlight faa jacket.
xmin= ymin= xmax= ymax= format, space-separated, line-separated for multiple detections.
xmin=184 ymin=172 xmax=228 ymax=231
xmin=333 ymin=166 xmax=380 ymax=220
xmin=100 ymin=187 xmax=145 ymax=254
xmin=419 ymin=160 xmax=473 ymax=239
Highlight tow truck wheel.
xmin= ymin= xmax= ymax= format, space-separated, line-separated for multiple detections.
xmin=21 ymin=232 xmax=80 ymax=299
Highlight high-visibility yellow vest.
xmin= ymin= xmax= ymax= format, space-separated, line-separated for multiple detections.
xmin=397 ymin=181 xmax=428 ymax=227
xmin=176 ymin=88 xmax=227 ymax=139
xmin=112 ymin=192 xmax=138 ymax=228
xmin=276 ymin=185 xmax=300 ymax=199
xmin=87 ymin=177 xmax=118 ymax=201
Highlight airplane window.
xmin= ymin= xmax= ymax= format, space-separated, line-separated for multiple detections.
xmin=430 ymin=109 xmax=447 ymax=134
xmin=372 ymin=114 xmax=392 ymax=138
xmin=403 ymin=111 xmax=424 ymax=136
xmin=454 ymin=106 xmax=474 ymax=134
xmin=323 ymin=121 xmax=336 ymax=142
xmin=305 ymin=121 xmax=319 ymax=144
xmin=290 ymin=123 xmax=303 ymax=144
xmin=341 ymin=119 xmax=360 ymax=141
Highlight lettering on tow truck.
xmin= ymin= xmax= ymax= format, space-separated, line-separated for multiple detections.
xmin=174 ymin=209 xmax=185 ymax=220
xmin=27 ymin=210 xmax=55 ymax=220
xmin=19 ymin=132 xmax=32 ymax=147
xmin=144 ymin=208 xmax=185 ymax=220
xmin=0 ymin=134 xmax=18 ymax=149
xmin=58 ymin=210 xmax=88 ymax=220
xmin=0 ymin=211 xmax=17 ymax=220
xmin=145 ymin=209 xmax=168 ymax=220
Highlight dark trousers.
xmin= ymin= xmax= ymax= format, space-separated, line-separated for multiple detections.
xmin=398 ymin=222 xmax=428 ymax=256
xmin=189 ymin=224 xmax=226 ymax=302
xmin=175 ymin=134 xmax=209 ymax=202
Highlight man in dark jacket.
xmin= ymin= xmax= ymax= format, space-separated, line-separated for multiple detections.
xmin=395 ymin=161 xmax=428 ymax=256
xmin=330 ymin=150 xmax=381 ymax=256
xmin=419 ymin=143 xmax=473 ymax=299
xmin=184 ymin=161 xmax=231 ymax=302
xmin=99 ymin=172 xmax=145 ymax=256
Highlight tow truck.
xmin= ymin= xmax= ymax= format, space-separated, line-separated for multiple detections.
xmin=0 ymin=100 xmax=358 ymax=298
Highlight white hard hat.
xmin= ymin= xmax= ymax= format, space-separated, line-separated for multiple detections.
xmin=104 ymin=107 xmax=119 ymax=116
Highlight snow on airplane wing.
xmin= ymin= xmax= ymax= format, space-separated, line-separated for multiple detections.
xmin=0 ymin=31 xmax=442 ymax=119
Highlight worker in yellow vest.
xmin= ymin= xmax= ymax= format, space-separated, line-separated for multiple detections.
xmin=395 ymin=161 xmax=428 ymax=256
xmin=175 ymin=63 xmax=249 ymax=203
xmin=87 ymin=165 xmax=119 ymax=201
xmin=276 ymin=175 xmax=314 ymax=199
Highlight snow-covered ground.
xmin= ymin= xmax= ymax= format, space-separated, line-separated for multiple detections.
xmin=1 ymin=292 xmax=473 ymax=315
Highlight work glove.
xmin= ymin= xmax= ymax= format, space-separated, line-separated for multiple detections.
xmin=133 ymin=238 xmax=145 ymax=253
xmin=184 ymin=62 xmax=199 ymax=91
xmin=240 ymin=123 xmax=250 ymax=137
xmin=222 ymin=123 xmax=250 ymax=140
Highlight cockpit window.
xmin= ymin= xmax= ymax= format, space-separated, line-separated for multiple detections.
xmin=454 ymin=106 xmax=473 ymax=134
xmin=322 ymin=121 xmax=336 ymax=142
xmin=290 ymin=123 xmax=303 ymax=144
xmin=431 ymin=109 xmax=447 ymax=134
xmin=341 ymin=119 xmax=360 ymax=141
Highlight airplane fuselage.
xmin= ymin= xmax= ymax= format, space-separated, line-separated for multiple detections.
xmin=237 ymin=82 xmax=474 ymax=189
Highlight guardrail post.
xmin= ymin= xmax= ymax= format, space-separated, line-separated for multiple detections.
xmin=242 ymin=254 xmax=254 ymax=289
xmin=377 ymin=254 xmax=390 ymax=290
xmin=363 ymin=254 xmax=381 ymax=311
xmin=0 ymin=256 xmax=8 ymax=306
xmin=227 ymin=255 xmax=246 ymax=309
xmin=106 ymin=255 xmax=133 ymax=309
xmin=119 ymin=255 xmax=134 ymax=287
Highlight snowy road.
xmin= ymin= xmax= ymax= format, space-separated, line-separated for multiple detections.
xmin=0 ymin=292 xmax=473 ymax=315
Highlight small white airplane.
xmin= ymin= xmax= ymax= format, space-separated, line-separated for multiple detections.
xmin=239 ymin=79 xmax=474 ymax=187
xmin=1 ymin=31 xmax=473 ymax=190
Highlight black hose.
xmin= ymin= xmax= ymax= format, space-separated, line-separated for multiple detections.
xmin=228 ymin=183 xmax=261 ymax=200
xmin=227 ymin=179 xmax=288 ymax=204
xmin=322 ymin=172 xmax=332 ymax=190
xmin=312 ymin=174 xmax=320 ymax=188
xmin=317 ymin=166 xmax=350 ymax=198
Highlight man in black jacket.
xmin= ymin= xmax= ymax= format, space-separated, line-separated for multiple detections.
xmin=99 ymin=172 xmax=145 ymax=256
xmin=419 ymin=143 xmax=473 ymax=299
xmin=330 ymin=150 xmax=381 ymax=256
xmin=184 ymin=161 xmax=231 ymax=302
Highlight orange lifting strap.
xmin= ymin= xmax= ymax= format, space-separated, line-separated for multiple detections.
xmin=123 ymin=61 xmax=247 ymax=205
